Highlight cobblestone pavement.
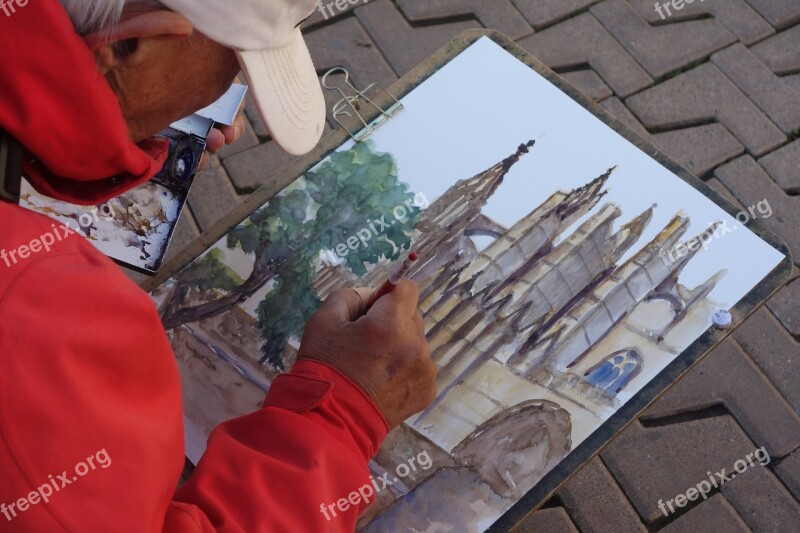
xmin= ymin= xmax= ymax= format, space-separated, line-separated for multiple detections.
xmin=146 ymin=1 xmax=800 ymax=530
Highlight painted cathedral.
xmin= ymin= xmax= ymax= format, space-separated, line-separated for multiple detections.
xmin=312 ymin=141 xmax=724 ymax=529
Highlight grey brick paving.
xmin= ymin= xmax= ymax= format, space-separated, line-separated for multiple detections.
xmin=305 ymin=17 xmax=398 ymax=91
xmin=600 ymin=97 xmax=744 ymax=177
xmin=733 ymin=308 xmax=800 ymax=414
xmin=704 ymin=177 xmax=746 ymax=211
xmin=767 ymin=277 xmax=800 ymax=337
xmin=556 ymin=457 xmax=647 ymax=532
xmin=591 ymin=0 xmax=736 ymax=79
xmin=601 ymin=416 xmax=759 ymax=523
xmin=751 ymin=23 xmax=800 ymax=74
xmin=512 ymin=0 xmax=598 ymax=30
xmin=642 ymin=338 xmax=800 ymax=458
xmin=356 ymin=0 xmax=480 ymax=76
xmin=722 ymin=464 xmax=800 ymax=531
xmin=712 ymin=43 xmax=800 ymax=135
xmin=563 ymin=70 xmax=614 ymax=101
xmin=243 ymin=91 xmax=269 ymax=140
xmin=223 ymin=135 xmax=311 ymax=193
xmin=715 ymin=155 xmax=800 ymax=264
xmin=628 ymin=0 xmax=774 ymax=45
xmin=186 ymin=156 xmax=242 ymax=232
xmin=660 ymin=494 xmax=749 ymax=533
xmin=515 ymin=507 xmax=580 ymax=533
xmin=625 ymin=63 xmax=785 ymax=157
xmin=517 ymin=13 xmax=653 ymax=97
xmin=397 ymin=0 xmax=534 ymax=40
xmin=777 ymin=450 xmax=800 ymax=501
xmin=746 ymin=0 xmax=800 ymax=30
xmin=758 ymin=138 xmax=800 ymax=192
xmin=127 ymin=3 xmax=800 ymax=530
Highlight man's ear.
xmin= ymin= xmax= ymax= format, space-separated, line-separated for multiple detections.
xmin=84 ymin=11 xmax=194 ymax=73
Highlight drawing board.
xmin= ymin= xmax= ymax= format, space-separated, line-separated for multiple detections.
xmin=144 ymin=32 xmax=791 ymax=531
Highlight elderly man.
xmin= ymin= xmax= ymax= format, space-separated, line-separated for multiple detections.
xmin=0 ymin=0 xmax=436 ymax=531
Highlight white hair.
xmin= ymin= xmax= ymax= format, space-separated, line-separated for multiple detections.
xmin=59 ymin=0 xmax=163 ymax=35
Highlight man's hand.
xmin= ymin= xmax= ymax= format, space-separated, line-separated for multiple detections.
xmin=198 ymin=110 xmax=246 ymax=170
xmin=296 ymin=280 xmax=437 ymax=429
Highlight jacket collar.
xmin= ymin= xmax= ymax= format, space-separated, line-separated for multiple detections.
xmin=0 ymin=0 xmax=169 ymax=205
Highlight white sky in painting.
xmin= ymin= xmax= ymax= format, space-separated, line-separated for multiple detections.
xmin=337 ymin=37 xmax=784 ymax=311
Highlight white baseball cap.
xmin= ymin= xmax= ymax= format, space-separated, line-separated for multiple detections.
xmin=160 ymin=0 xmax=325 ymax=155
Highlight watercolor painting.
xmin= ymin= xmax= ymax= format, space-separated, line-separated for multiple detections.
xmin=149 ymin=37 xmax=785 ymax=531
xmin=19 ymin=165 xmax=192 ymax=273
xmin=16 ymin=86 xmax=247 ymax=273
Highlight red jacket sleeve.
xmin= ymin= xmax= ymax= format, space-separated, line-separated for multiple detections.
xmin=0 ymin=206 xmax=388 ymax=532
xmin=171 ymin=360 xmax=389 ymax=532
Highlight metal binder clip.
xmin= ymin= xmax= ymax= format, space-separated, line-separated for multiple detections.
xmin=321 ymin=67 xmax=403 ymax=143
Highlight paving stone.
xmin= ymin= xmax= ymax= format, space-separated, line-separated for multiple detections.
xmin=514 ymin=507 xmax=580 ymax=533
xmin=722 ymin=462 xmax=800 ymax=531
xmin=715 ymin=155 xmax=800 ymax=263
xmin=591 ymin=0 xmax=736 ymax=79
xmin=396 ymin=0 xmax=534 ymax=40
xmin=660 ymin=494 xmax=749 ymax=533
xmin=628 ymin=0 xmax=773 ymax=45
xmin=186 ymin=156 xmax=242 ymax=232
xmin=600 ymin=96 xmax=650 ymax=136
xmin=304 ymin=18 xmax=400 ymax=131
xmin=704 ymin=177 xmax=746 ymax=211
xmin=600 ymin=416 xmax=758 ymax=523
xmin=512 ymin=0 xmax=598 ymax=30
xmin=767 ymin=277 xmax=800 ymax=337
xmin=653 ymin=125 xmax=744 ymax=178
xmin=355 ymin=0 xmax=481 ymax=76
xmin=517 ymin=13 xmax=653 ymax=97
xmin=745 ymin=0 xmax=800 ymax=30
xmin=216 ymin=116 xmax=260 ymax=160
xmin=302 ymin=0 xmax=359 ymax=28
xmin=776 ymin=450 xmax=800 ymax=501
xmin=243 ymin=91 xmax=269 ymax=140
xmin=305 ymin=17 xmax=398 ymax=91
xmin=223 ymin=139 xmax=302 ymax=194
xmin=712 ymin=43 xmax=800 ymax=135
xmin=557 ymin=457 xmax=647 ymax=532
xmin=600 ymin=97 xmax=743 ymax=176
xmin=642 ymin=338 xmax=800 ymax=458
xmin=562 ymin=69 xmax=613 ymax=101
xmin=752 ymin=25 xmax=800 ymax=75
xmin=733 ymin=307 xmax=800 ymax=413
xmin=759 ymin=139 xmax=800 ymax=192
xmin=223 ymin=121 xmax=336 ymax=194
xmin=626 ymin=63 xmax=785 ymax=157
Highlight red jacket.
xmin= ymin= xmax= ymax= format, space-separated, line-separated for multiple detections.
xmin=0 ymin=2 xmax=387 ymax=531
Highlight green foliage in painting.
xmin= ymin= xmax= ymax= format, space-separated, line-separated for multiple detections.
xmin=174 ymin=248 xmax=244 ymax=292
xmin=228 ymin=141 xmax=421 ymax=369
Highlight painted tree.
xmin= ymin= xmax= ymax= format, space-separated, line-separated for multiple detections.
xmin=159 ymin=141 xmax=421 ymax=369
